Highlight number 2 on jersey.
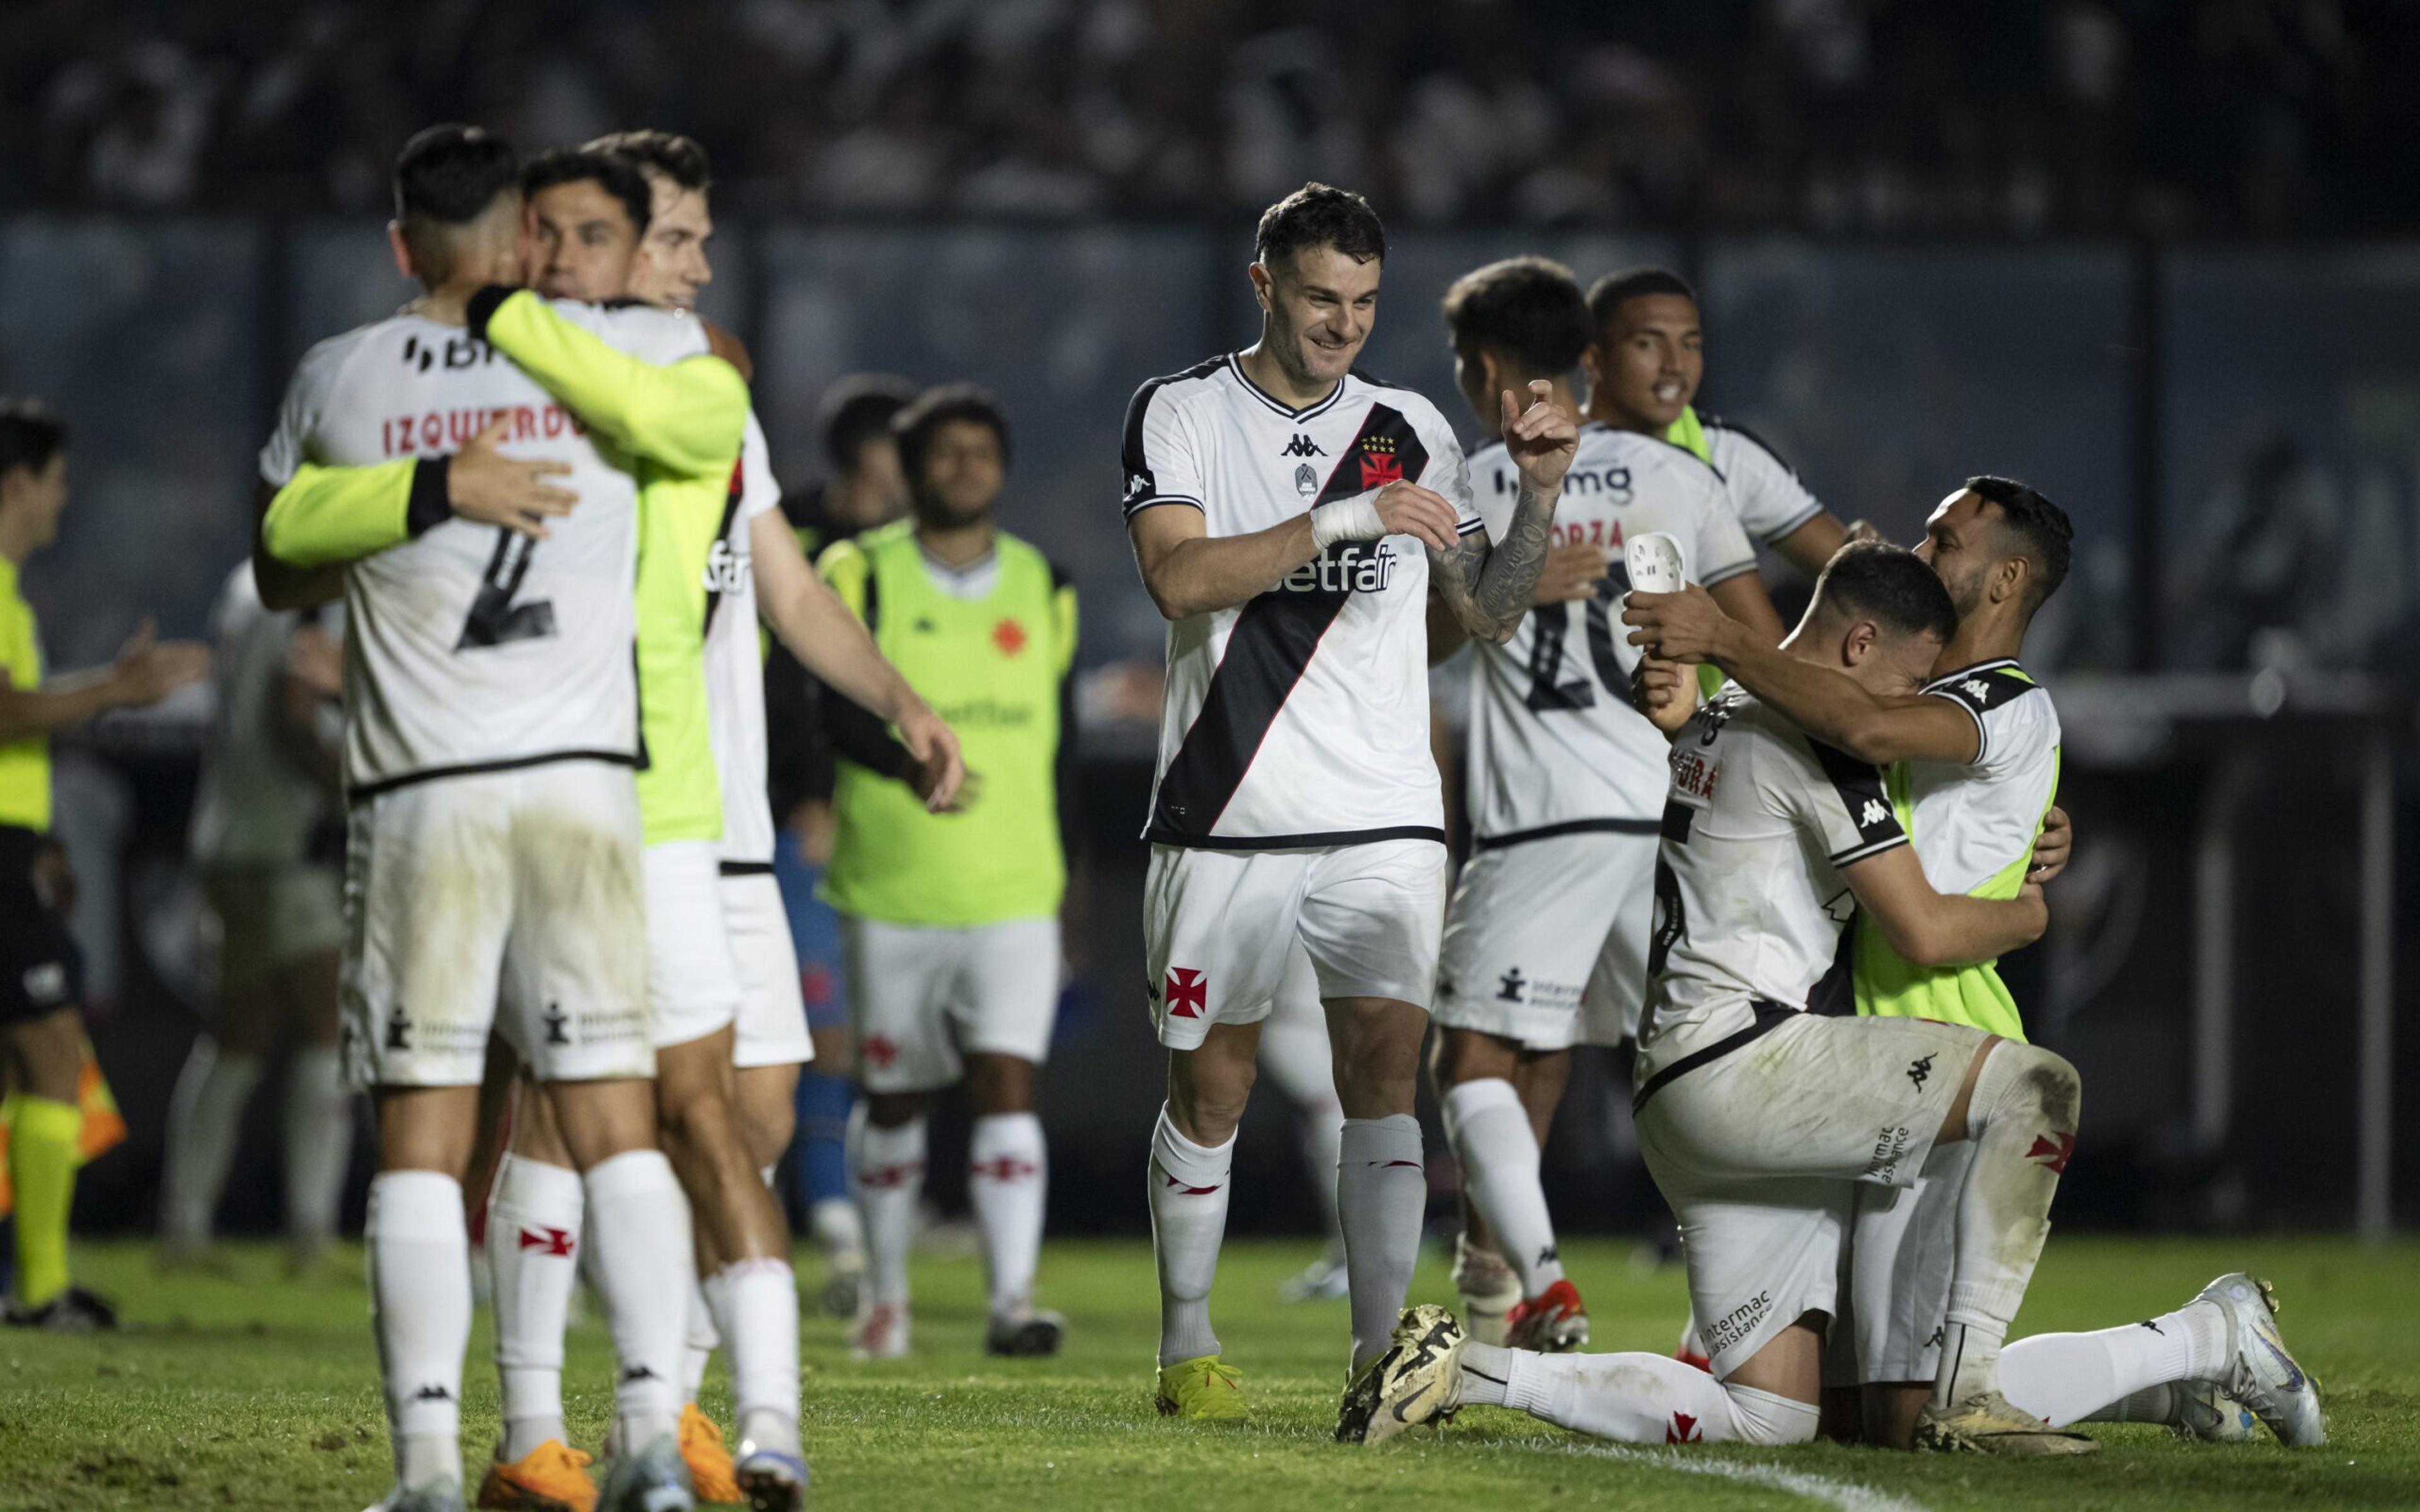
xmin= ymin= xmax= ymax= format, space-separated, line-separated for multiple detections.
xmin=455 ymin=528 xmax=558 ymax=650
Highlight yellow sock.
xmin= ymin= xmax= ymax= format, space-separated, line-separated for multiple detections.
xmin=9 ymin=1095 xmax=81 ymax=1309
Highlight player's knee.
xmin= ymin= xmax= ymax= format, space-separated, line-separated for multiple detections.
xmin=1724 ymin=1383 xmax=1821 ymax=1446
xmin=1981 ymin=1039 xmax=2082 ymax=1130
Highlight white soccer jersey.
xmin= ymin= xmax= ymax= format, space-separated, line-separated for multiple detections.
xmin=187 ymin=564 xmax=337 ymax=868
xmin=1642 ymin=688 xmax=1907 ymax=1048
xmin=705 ymin=411 xmax=781 ymax=866
xmin=1122 ymin=355 xmax=1480 ymax=847
xmin=1903 ymin=660 xmax=2061 ymax=893
xmin=260 ymin=303 xmax=708 ymax=794
xmin=1700 ymin=415 xmax=1825 ymax=547
xmin=1465 ymin=425 xmax=1756 ymax=840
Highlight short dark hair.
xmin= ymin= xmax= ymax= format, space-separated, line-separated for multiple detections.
xmin=1810 ymin=541 xmax=1958 ymax=646
xmin=1962 ymin=474 xmax=2073 ymax=614
xmin=393 ymin=123 xmax=519 ymax=224
xmin=1442 ymin=257 xmax=1591 ymax=380
xmin=1586 ymin=266 xmax=1699 ymax=335
xmin=0 ymin=398 xmax=68 ymax=480
xmin=522 ymin=147 xmax=652 ymax=237
xmin=894 ymin=383 xmax=1011 ymax=479
xmin=1254 ymin=182 xmax=1386 ymax=273
xmin=585 ymin=129 xmax=712 ymax=192
xmin=819 ymin=374 xmax=920 ymax=473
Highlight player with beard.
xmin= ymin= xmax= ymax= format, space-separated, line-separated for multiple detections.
xmin=1119 ymin=183 xmax=1574 ymax=1431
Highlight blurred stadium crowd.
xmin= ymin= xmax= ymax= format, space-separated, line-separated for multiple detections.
xmin=7 ymin=0 xmax=2412 ymax=234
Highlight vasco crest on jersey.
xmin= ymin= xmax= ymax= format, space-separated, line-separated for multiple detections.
xmin=1357 ymin=433 xmax=1404 ymax=490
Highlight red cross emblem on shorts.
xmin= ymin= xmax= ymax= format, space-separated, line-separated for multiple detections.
xmin=863 ymin=1033 xmax=901 ymax=1068
xmin=2027 ymin=1131 xmax=2076 ymax=1174
xmin=1164 ymin=968 xmax=1207 ymax=1018
xmin=519 ymin=1226 xmax=575 ymax=1258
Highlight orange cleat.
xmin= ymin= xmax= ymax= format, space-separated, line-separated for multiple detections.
xmin=679 ymin=1402 xmax=743 ymax=1505
xmin=475 ymin=1440 xmax=597 ymax=1512
xmin=1504 ymin=1278 xmax=1591 ymax=1353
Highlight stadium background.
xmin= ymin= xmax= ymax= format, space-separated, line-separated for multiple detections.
xmin=5 ymin=0 xmax=2416 ymax=1248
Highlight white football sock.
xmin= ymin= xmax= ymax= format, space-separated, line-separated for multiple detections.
xmin=855 ymin=1116 xmax=926 ymax=1309
xmin=1935 ymin=1042 xmax=2081 ymax=1409
xmin=1999 ymin=1301 xmax=2230 ymax=1427
xmin=1337 ymin=1114 xmax=1424 ymax=1373
xmin=681 ymin=1273 xmax=718 ymax=1405
xmin=1148 ymin=1106 xmax=1231 ymax=1366
xmin=969 ymin=1112 xmax=1048 ymax=1312
xmin=159 ymin=1039 xmax=260 ymax=1250
xmin=705 ymin=1257 xmax=802 ymax=1457
xmin=811 ymin=1197 xmax=865 ymax=1266
xmin=367 ymin=1170 xmax=470 ymax=1489
xmin=581 ymin=1149 xmax=692 ymax=1452
xmin=1458 ymin=1341 xmax=1819 ymax=1445
xmin=1440 ymin=1079 xmax=1564 ymax=1297
xmin=2085 ymin=1383 xmax=2184 ymax=1424
xmin=487 ymin=1153 xmax=585 ymax=1460
xmin=283 ymin=1046 xmax=352 ymax=1250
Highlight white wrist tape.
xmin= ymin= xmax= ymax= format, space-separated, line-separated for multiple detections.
xmin=1310 ymin=493 xmax=1387 ymax=549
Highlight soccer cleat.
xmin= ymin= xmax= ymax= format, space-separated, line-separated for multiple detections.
xmin=4 ymin=1283 xmax=118 ymax=1332
xmin=2174 ymin=1380 xmax=2259 ymax=1443
xmin=851 ymin=1301 xmax=911 ymax=1361
xmin=984 ymin=1300 xmax=1066 ymax=1358
xmin=1449 ymin=1235 xmax=1520 ymax=1348
xmin=1278 ymin=1249 xmax=1351 ymax=1302
xmin=366 ymin=1483 xmax=468 ymax=1512
xmin=1914 ymin=1390 xmax=2098 ymax=1456
xmin=475 ymin=1440 xmax=597 ymax=1512
xmin=1504 ymin=1278 xmax=1591 ymax=1353
xmin=1154 ymin=1354 xmax=1247 ymax=1421
xmin=2194 ymin=1273 xmax=2325 ymax=1447
xmin=732 ymin=1445 xmax=808 ymax=1512
xmin=1673 ymin=1317 xmax=1712 ymax=1373
xmin=1337 ymin=1304 xmax=1465 ymax=1445
xmin=674 ymin=1404 xmax=740 ymax=1505
xmin=819 ymin=1256 xmax=866 ymax=1320
xmin=597 ymin=1433 xmax=693 ymax=1512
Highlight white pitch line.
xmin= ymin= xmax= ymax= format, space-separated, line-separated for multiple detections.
xmin=1540 ymin=1438 xmax=1935 ymax=1512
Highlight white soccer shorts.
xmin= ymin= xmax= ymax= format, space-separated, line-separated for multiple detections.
xmin=1824 ymin=1139 xmax=1976 ymax=1387
xmin=1143 ymin=838 xmax=1446 ymax=1051
xmin=1433 ymin=827 xmax=1658 ymax=1050
xmin=721 ymin=868 xmax=813 ymax=1070
xmin=1633 ymin=1010 xmax=1983 ymax=1378
xmin=840 ymin=914 xmax=1061 ymax=1094
xmin=645 ymin=840 xmax=743 ymax=1051
xmin=340 ymin=760 xmax=648 ymax=1088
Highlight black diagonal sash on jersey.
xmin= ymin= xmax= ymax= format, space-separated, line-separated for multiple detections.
xmin=1147 ymin=403 xmax=1427 ymax=846
xmin=700 ymin=457 xmax=748 ymax=638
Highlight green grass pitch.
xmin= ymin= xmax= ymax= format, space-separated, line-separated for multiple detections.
xmin=4 ymin=1234 xmax=2414 ymax=1510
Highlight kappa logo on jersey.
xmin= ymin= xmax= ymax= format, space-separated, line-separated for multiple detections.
xmin=1279 ymin=541 xmax=1398 ymax=595
xmin=1163 ymin=967 xmax=1207 ymax=1019
xmin=1907 ymin=1052 xmax=1936 ymax=1089
xmin=1860 ymin=798 xmax=1891 ymax=829
xmin=399 ymin=333 xmax=500 ymax=374
xmin=1357 ymin=436 xmax=1403 ymax=490
xmin=2027 ymin=1131 xmax=2077 ymax=1173
xmin=519 ymin=1226 xmax=576 ymax=1257
xmin=1281 ymin=433 xmax=1326 ymax=458
xmin=1960 ymin=677 xmax=1994 ymax=706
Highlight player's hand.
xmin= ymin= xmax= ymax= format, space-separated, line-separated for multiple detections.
xmin=448 ymin=416 xmax=575 ymax=539
xmin=2028 ymin=805 xmax=2072 ymax=884
xmin=286 ymin=622 xmax=343 ymax=699
xmin=896 ymin=703 xmax=965 ymax=813
xmin=1622 ymin=581 xmax=1728 ymax=663
xmin=112 ymin=618 xmax=210 ymax=707
xmin=1368 ymin=481 xmax=1461 ymax=552
xmin=1632 ymin=650 xmax=1695 ymax=734
xmin=1502 ymin=381 xmax=1578 ymax=494
xmin=1533 ymin=542 xmax=1608 ymax=605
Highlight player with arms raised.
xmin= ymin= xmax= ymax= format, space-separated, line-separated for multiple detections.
xmin=1120 ymin=183 xmax=1573 ymax=1432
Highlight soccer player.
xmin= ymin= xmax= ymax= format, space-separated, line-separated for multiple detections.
xmin=824 ymin=384 xmax=1075 ymax=1360
xmin=1623 ymin=481 xmax=2324 ymax=1450
xmin=1261 ymin=946 xmax=1350 ymax=1302
xmin=1349 ymin=544 xmax=2085 ymax=1455
xmin=160 ymin=563 xmax=349 ymax=1274
xmin=1119 ymin=182 xmax=1573 ymax=1429
xmin=0 ymin=398 xmax=207 ymax=1331
xmin=1579 ymin=267 xmax=1849 ymax=578
xmin=1426 ymin=256 xmax=1783 ymax=1352
xmin=253 ymin=123 xmax=746 ymax=1511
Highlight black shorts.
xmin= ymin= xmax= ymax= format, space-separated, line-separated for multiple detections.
xmin=0 ymin=825 xmax=80 ymax=1028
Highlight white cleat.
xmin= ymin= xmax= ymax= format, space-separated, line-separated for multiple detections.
xmin=2194 ymin=1273 xmax=2325 ymax=1447
xmin=1337 ymin=1304 xmax=1466 ymax=1445
xmin=2174 ymin=1379 xmax=2260 ymax=1443
xmin=733 ymin=1445 xmax=809 ymax=1512
xmin=851 ymin=1300 xmax=911 ymax=1361
xmin=599 ymin=1433 xmax=693 ymax=1512
xmin=985 ymin=1299 xmax=1066 ymax=1358
xmin=364 ymin=1482 xmax=465 ymax=1512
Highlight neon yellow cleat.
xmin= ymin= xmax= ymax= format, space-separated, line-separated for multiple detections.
xmin=1154 ymin=1354 xmax=1248 ymax=1421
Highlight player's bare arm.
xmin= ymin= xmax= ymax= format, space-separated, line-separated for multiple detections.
xmin=1842 ymin=842 xmax=2048 ymax=968
xmin=1768 ymin=510 xmax=1852 ymax=579
xmin=1427 ymin=382 xmax=1575 ymax=644
xmin=749 ymin=509 xmax=964 ymax=811
xmin=1625 ymin=583 xmax=1981 ymax=765
xmin=1705 ymin=568 xmax=1787 ymax=646
xmin=0 ymin=617 xmax=208 ymax=740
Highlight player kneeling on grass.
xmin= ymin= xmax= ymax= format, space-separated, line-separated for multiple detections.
xmin=1345 ymin=544 xmax=2088 ymax=1453
xmin=824 ymin=385 xmax=1078 ymax=1361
